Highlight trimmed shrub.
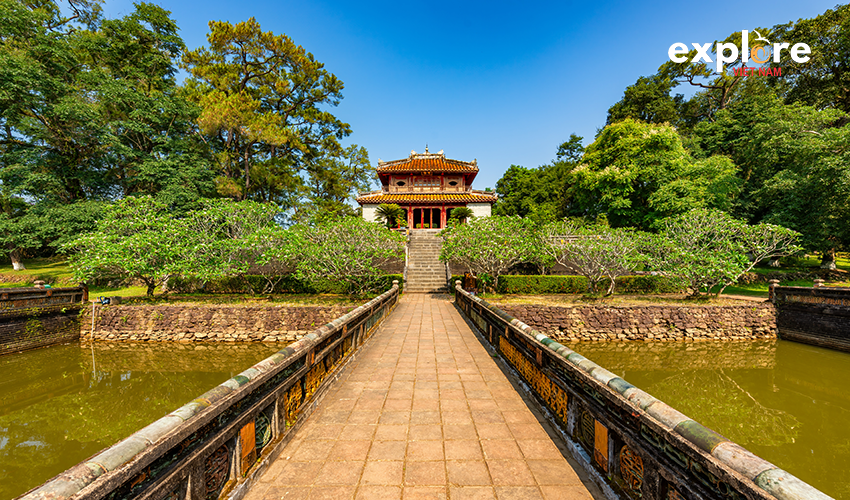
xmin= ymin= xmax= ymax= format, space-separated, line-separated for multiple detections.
xmin=614 ymin=275 xmax=685 ymax=294
xmin=498 ymin=275 xmax=588 ymax=294
xmin=455 ymin=275 xmax=685 ymax=294
xmin=177 ymin=274 xmax=403 ymax=295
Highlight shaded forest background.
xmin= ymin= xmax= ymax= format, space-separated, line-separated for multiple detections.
xmin=0 ymin=0 xmax=372 ymax=269
xmin=494 ymin=4 xmax=850 ymax=268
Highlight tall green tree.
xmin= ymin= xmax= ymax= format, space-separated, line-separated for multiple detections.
xmin=562 ymin=119 xmax=740 ymax=229
xmin=749 ymin=104 xmax=850 ymax=268
xmin=495 ymin=134 xmax=584 ymax=223
xmin=182 ymin=18 xmax=350 ymax=205
xmin=0 ymin=1 xmax=211 ymax=268
xmin=770 ymin=4 xmax=850 ymax=114
xmin=299 ymin=144 xmax=373 ymax=221
xmin=606 ymin=76 xmax=683 ymax=126
xmin=86 ymin=4 xmax=215 ymax=205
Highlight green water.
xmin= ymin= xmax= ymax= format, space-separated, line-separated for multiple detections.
xmin=0 ymin=342 xmax=289 ymax=499
xmin=570 ymin=339 xmax=850 ymax=499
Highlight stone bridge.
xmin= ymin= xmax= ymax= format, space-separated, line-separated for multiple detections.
xmin=22 ymin=284 xmax=831 ymax=500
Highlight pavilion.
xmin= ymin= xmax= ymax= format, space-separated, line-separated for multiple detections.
xmin=357 ymin=148 xmax=496 ymax=229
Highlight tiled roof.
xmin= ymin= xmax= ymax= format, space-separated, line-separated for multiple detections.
xmin=357 ymin=193 xmax=497 ymax=204
xmin=377 ymin=150 xmax=478 ymax=173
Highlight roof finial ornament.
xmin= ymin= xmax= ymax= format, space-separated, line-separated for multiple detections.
xmin=425 ymin=144 xmax=429 ymax=154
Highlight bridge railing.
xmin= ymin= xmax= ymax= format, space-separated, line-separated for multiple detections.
xmin=453 ymin=282 xmax=830 ymax=500
xmin=22 ymin=282 xmax=400 ymax=500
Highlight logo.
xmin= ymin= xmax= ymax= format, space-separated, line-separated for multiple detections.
xmin=668 ymin=30 xmax=810 ymax=74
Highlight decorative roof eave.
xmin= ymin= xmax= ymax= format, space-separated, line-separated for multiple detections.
xmin=356 ymin=192 xmax=497 ymax=205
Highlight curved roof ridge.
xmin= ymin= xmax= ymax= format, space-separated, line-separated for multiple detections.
xmin=377 ymin=150 xmax=478 ymax=173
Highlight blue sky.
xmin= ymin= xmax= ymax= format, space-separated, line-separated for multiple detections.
xmin=104 ymin=0 xmax=841 ymax=190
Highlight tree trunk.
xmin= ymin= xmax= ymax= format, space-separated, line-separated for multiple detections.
xmin=605 ymin=276 xmax=616 ymax=296
xmin=10 ymin=248 xmax=25 ymax=271
xmin=820 ymin=248 xmax=837 ymax=270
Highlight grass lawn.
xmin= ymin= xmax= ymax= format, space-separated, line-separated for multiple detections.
xmin=0 ymin=257 xmax=75 ymax=285
xmin=0 ymin=259 xmax=374 ymax=306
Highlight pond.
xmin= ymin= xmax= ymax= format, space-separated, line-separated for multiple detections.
xmin=0 ymin=341 xmax=289 ymax=499
xmin=569 ymin=339 xmax=850 ymax=499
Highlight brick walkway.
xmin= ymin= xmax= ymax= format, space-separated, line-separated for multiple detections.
xmin=245 ymin=294 xmax=598 ymax=500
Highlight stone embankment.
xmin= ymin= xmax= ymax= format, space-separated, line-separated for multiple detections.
xmin=85 ymin=305 xmax=356 ymax=342
xmin=500 ymin=303 xmax=777 ymax=341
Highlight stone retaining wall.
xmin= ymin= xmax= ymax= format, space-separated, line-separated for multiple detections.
xmin=85 ymin=304 xmax=357 ymax=342
xmin=0 ymin=304 xmax=82 ymax=355
xmin=773 ymin=286 xmax=850 ymax=352
xmin=499 ymin=303 xmax=777 ymax=341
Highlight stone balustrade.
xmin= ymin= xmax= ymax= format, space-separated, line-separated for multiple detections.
xmin=21 ymin=282 xmax=399 ymax=500
xmin=453 ymin=282 xmax=830 ymax=500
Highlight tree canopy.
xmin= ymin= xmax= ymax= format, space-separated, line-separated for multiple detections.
xmin=1 ymin=3 xmax=369 ymax=268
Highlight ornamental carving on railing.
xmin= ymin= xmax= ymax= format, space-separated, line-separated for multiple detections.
xmin=620 ymin=444 xmax=644 ymax=497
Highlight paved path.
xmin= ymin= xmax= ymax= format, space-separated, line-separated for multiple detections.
xmin=245 ymin=294 xmax=599 ymax=500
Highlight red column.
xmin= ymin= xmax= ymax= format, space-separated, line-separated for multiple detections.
xmin=441 ymin=206 xmax=446 ymax=228
xmin=407 ymin=206 xmax=413 ymax=228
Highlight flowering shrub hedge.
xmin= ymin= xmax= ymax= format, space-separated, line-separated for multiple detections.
xmin=452 ymin=274 xmax=684 ymax=294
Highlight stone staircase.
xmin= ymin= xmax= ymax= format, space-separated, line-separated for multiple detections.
xmin=405 ymin=230 xmax=448 ymax=293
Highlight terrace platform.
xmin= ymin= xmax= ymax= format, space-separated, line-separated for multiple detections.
xmin=244 ymin=293 xmax=599 ymax=500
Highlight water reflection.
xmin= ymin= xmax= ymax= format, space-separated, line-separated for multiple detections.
xmin=0 ymin=341 xmax=288 ymax=499
xmin=569 ymin=339 xmax=850 ymax=499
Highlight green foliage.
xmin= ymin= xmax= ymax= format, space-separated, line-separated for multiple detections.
xmin=65 ymin=197 xmax=280 ymax=295
xmin=448 ymin=207 xmax=474 ymax=224
xmin=615 ymin=275 xmax=686 ymax=294
xmin=494 ymin=134 xmax=584 ymax=223
xmin=748 ymin=104 xmax=850 ymax=258
xmin=607 ymin=75 xmax=684 ymax=126
xmin=646 ymin=209 xmax=800 ymax=296
xmin=543 ymin=222 xmax=645 ymax=295
xmin=563 ymin=120 xmax=740 ymax=229
xmin=375 ymin=204 xmax=404 ymax=228
xmin=65 ymin=197 xmax=184 ymax=296
xmin=198 ymin=274 xmax=402 ymax=295
xmin=0 ymin=1 xmax=213 ymax=268
xmin=284 ymin=217 xmax=405 ymax=295
xmin=770 ymin=4 xmax=850 ymax=113
xmin=182 ymin=17 xmax=351 ymax=206
xmin=481 ymin=275 xmax=684 ymax=294
xmin=297 ymin=145 xmax=374 ymax=222
xmin=178 ymin=198 xmax=280 ymax=282
xmin=497 ymin=275 xmax=588 ymax=294
xmin=440 ymin=216 xmax=541 ymax=290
